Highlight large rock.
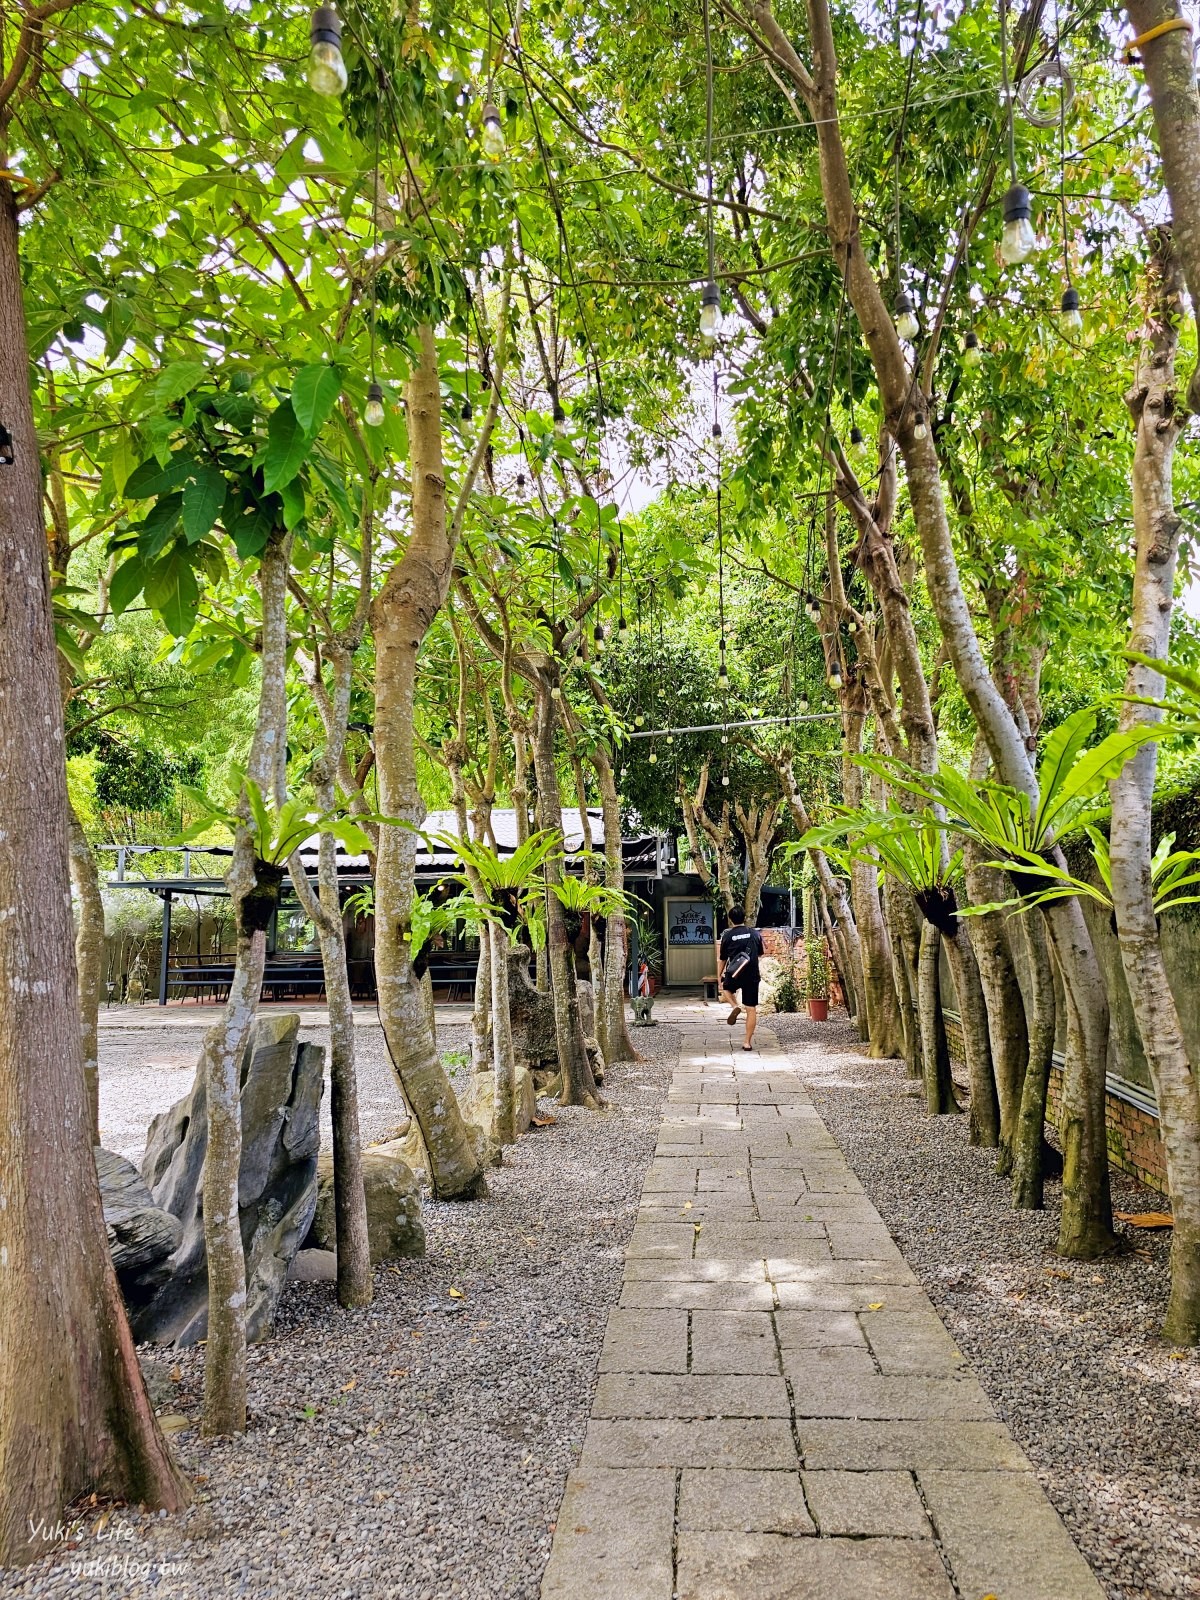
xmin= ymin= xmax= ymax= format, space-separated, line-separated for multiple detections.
xmin=308 ymin=1141 xmax=425 ymax=1263
xmin=508 ymin=946 xmax=558 ymax=1075
xmin=131 ymin=1013 xmax=324 ymax=1346
xmin=459 ymin=1065 xmax=536 ymax=1140
xmin=96 ymin=1148 xmax=182 ymax=1297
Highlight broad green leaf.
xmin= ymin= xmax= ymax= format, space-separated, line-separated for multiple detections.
xmin=262 ymin=400 xmax=310 ymax=493
xmin=144 ymin=545 xmax=200 ymax=638
xmin=108 ymin=556 xmax=145 ymax=617
xmin=292 ymin=364 xmax=342 ymax=434
xmin=155 ymin=360 xmax=207 ymax=406
xmin=182 ymin=465 xmax=227 ymax=543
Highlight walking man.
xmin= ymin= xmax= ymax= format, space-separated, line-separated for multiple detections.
xmin=718 ymin=904 xmax=764 ymax=1051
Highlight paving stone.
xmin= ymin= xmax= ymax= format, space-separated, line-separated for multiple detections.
xmin=921 ymin=1470 xmax=1106 ymax=1598
xmin=623 ymin=1256 xmax=767 ymax=1283
xmin=698 ymin=1231 xmax=832 ymax=1262
xmin=593 ymin=1373 xmax=791 ymax=1418
xmin=690 ymin=1310 xmax=780 ymax=1375
xmin=775 ymin=1309 xmax=866 ymax=1348
xmin=620 ymin=1278 xmax=776 ymax=1311
xmin=802 ymin=1469 xmax=931 ymax=1537
xmin=799 ymin=1419 xmax=1032 ymax=1471
xmin=677 ymin=1469 xmax=814 ymax=1534
xmin=675 ymin=1531 xmax=955 ymax=1600
xmin=599 ymin=1308 xmax=689 ymax=1373
xmin=625 ymin=1222 xmax=698 ymax=1261
xmin=859 ymin=1308 xmax=967 ymax=1374
xmin=774 ymin=1279 xmax=928 ymax=1312
xmin=581 ymin=1417 xmax=799 ymax=1470
xmin=769 ymin=1257 xmax=918 ymax=1285
xmin=790 ymin=1373 xmax=994 ymax=1420
xmin=780 ymin=1345 xmax=879 ymax=1384
xmin=541 ymin=1467 xmax=675 ymax=1600
xmin=825 ymin=1223 xmax=907 ymax=1262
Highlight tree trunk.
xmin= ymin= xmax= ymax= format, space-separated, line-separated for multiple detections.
xmin=593 ymin=748 xmax=640 ymax=1064
xmin=1124 ymin=0 xmax=1200 ymax=412
xmin=1010 ymin=909 xmax=1057 ymax=1211
xmin=67 ymin=798 xmax=103 ymax=1140
xmin=472 ymin=919 xmax=493 ymax=1070
xmin=531 ymin=681 xmax=600 ymax=1107
xmin=842 ymin=710 xmax=902 ymax=1057
xmin=883 ymin=877 xmax=921 ymax=1075
xmin=943 ymin=922 xmax=1000 ymax=1146
xmin=964 ymin=844 xmax=1029 ymax=1172
xmin=0 ymin=183 xmax=190 ymax=1564
xmin=1110 ymin=232 xmax=1200 ymax=1341
xmin=490 ymin=920 xmax=518 ymax=1145
xmin=370 ymin=325 xmax=483 ymax=1200
xmin=199 ymin=528 xmax=291 ymax=1436
xmin=918 ymin=922 xmax=957 ymax=1115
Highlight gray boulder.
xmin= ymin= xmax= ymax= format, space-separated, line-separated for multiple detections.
xmin=308 ymin=1141 xmax=425 ymax=1263
xmin=96 ymin=1147 xmax=182 ymax=1296
xmin=131 ymin=1013 xmax=324 ymax=1347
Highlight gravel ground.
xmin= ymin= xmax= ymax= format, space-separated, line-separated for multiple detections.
xmin=771 ymin=1008 xmax=1200 ymax=1600
xmin=13 ymin=1015 xmax=679 ymax=1599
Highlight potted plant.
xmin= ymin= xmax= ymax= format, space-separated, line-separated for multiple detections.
xmin=805 ymin=937 xmax=830 ymax=1021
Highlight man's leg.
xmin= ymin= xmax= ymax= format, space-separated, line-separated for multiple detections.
xmin=743 ymin=1006 xmax=757 ymax=1048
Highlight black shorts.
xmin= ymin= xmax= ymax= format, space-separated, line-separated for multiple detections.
xmin=726 ymin=972 xmax=760 ymax=1008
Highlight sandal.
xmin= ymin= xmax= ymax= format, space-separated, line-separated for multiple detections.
xmin=742 ymin=1044 xmax=754 ymax=1052
xmin=726 ymin=1007 xmax=741 ymax=1025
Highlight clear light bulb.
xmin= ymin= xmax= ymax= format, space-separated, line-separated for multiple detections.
xmin=363 ymin=381 xmax=385 ymax=428
xmin=829 ymin=670 xmax=843 ymax=690
xmin=1060 ymin=286 xmax=1083 ymax=332
xmin=721 ymin=775 xmax=729 ymax=787
xmin=699 ymin=280 xmax=722 ymax=340
xmin=912 ymin=413 xmax=928 ymax=442
xmin=963 ymin=331 xmax=982 ymax=367
xmin=635 ymin=715 xmax=644 ymax=728
xmin=798 ymin=697 xmax=809 ymax=712
xmin=550 ymin=685 xmax=562 ymax=700
xmin=894 ymin=291 xmax=919 ymax=342
xmin=649 ymin=752 xmax=658 ymax=765
xmin=849 ymin=424 xmax=867 ymax=457
xmin=481 ymin=102 xmax=505 ymax=160
xmin=1000 ymin=184 xmax=1036 ymax=265
xmin=308 ymin=7 xmax=347 ymax=96
xmin=618 ymin=615 xmax=629 ymax=640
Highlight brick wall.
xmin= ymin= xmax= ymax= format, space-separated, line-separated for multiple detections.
xmin=944 ymin=1014 xmax=1168 ymax=1193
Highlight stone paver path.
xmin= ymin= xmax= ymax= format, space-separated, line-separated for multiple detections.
xmin=541 ymin=1016 xmax=1104 ymax=1600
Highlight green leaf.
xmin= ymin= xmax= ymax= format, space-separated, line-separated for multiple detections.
xmin=155 ymin=360 xmax=207 ymax=406
xmin=109 ymin=433 xmax=138 ymax=498
xmin=182 ymin=465 xmax=227 ymax=543
xmin=136 ymin=492 xmax=184 ymax=561
xmin=108 ymin=556 xmax=146 ymax=617
xmin=144 ymin=545 xmax=200 ymax=638
xmin=125 ymin=452 xmax=195 ymax=501
xmin=262 ymin=400 xmax=310 ymax=493
xmin=292 ymin=364 xmax=342 ymax=434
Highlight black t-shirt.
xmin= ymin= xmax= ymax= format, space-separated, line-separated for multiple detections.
xmin=719 ymin=925 xmax=763 ymax=977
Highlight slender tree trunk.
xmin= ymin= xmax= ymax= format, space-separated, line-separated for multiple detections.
xmin=472 ymin=917 xmax=493 ymax=1069
xmin=883 ymin=878 xmax=921 ymax=1075
xmin=943 ymin=922 xmax=1000 ymax=1147
xmin=842 ymin=710 xmax=902 ymax=1057
xmin=594 ymin=748 xmax=640 ymax=1064
xmin=1124 ymin=0 xmax=1200 ymax=411
xmin=199 ymin=529 xmax=291 ymax=1436
xmin=531 ymin=681 xmax=600 ymax=1107
xmin=67 ymin=799 xmax=103 ymax=1141
xmin=918 ymin=922 xmax=957 ymax=1115
xmin=0 ymin=184 xmax=190 ymax=1563
xmin=964 ymin=844 xmax=1029 ymax=1172
xmin=1110 ymin=233 xmax=1200 ymax=1342
xmin=1011 ymin=910 xmax=1057 ymax=1211
xmin=370 ymin=326 xmax=483 ymax=1199
xmin=490 ymin=920 xmax=518 ymax=1145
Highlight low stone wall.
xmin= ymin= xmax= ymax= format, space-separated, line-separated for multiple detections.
xmin=944 ymin=1011 xmax=1168 ymax=1193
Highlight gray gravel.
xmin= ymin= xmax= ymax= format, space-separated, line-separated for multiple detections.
xmin=9 ymin=1016 xmax=678 ymax=1599
xmin=771 ymin=1009 xmax=1200 ymax=1600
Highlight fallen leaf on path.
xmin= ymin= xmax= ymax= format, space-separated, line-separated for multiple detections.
xmin=1045 ymin=1268 xmax=1072 ymax=1280
xmin=341 ymin=1379 xmax=357 ymax=1393
xmin=388 ymin=1368 xmax=408 ymax=1377
xmin=1115 ymin=1211 xmax=1174 ymax=1229
xmin=449 ymin=1287 xmax=465 ymax=1299
xmin=531 ymin=1114 xmax=557 ymax=1128
xmin=866 ymin=1302 xmax=884 ymax=1311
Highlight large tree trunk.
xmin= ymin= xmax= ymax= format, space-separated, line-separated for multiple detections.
xmin=1110 ymin=233 xmax=1200 ymax=1343
xmin=842 ymin=708 xmax=902 ymax=1057
xmin=67 ymin=798 xmax=104 ymax=1140
xmin=1124 ymin=0 xmax=1200 ymax=412
xmin=0 ymin=184 xmax=189 ymax=1561
xmin=883 ymin=877 xmax=921 ymax=1075
xmin=943 ymin=921 xmax=1000 ymax=1147
xmin=531 ymin=682 xmax=600 ymax=1107
xmin=918 ymin=922 xmax=957 ymax=1115
xmin=1010 ymin=909 xmax=1057 ymax=1211
xmin=199 ymin=528 xmax=291 ymax=1436
xmin=370 ymin=326 xmax=484 ymax=1200
xmin=593 ymin=749 xmax=640 ymax=1064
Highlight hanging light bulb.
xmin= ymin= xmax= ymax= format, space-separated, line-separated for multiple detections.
xmin=847 ymin=619 xmax=858 ymax=634
xmin=550 ymin=684 xmax=562 ymax=701
xmin=848 ymin=423 xmax=867 ymax=456
xmin=593 ymin=623 xmax=605 ymax=649
xmin=635 ymin=714 xmax=645 ymax=728
xmin=481 ymin=100 xmax=505 ymax=160
xmin=618 ymin=614 xmax=629 ymax=641
xmin=721 ymin=734 xmax=728 ymax=744
xmin=718 ymin=668 xmax=729 ymax=688
xmin=829 ymin=668 xmax=844 ymax=691
xmin=363 ymin=380 xmax=385 ymax=428
xmin=798 ymin=696 xmax=809 ymax=713
xmin=1000 ymin=183 xmax=1036 ymax=265
xmin=699 ymin=280 xmax=722 ymax=341
xmin=649 ymin=751 xmax=658 ymax=765
xmin=460 ymin=399 xmax=473 ymax=422
xmin=912 ymin=412 xmax=928 ymax=442
xmin=894 ymin=291 xmax=919 ymax=342
xmin=721 ymin=775 xmax=730 ymax=787
xmin=308 ymin=5 xmax=348 ymax=96
xmin=963 ymin=331 xmax=983 ymax=366
xmin=1060 ymin=286 xmax=1083 ymax=332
